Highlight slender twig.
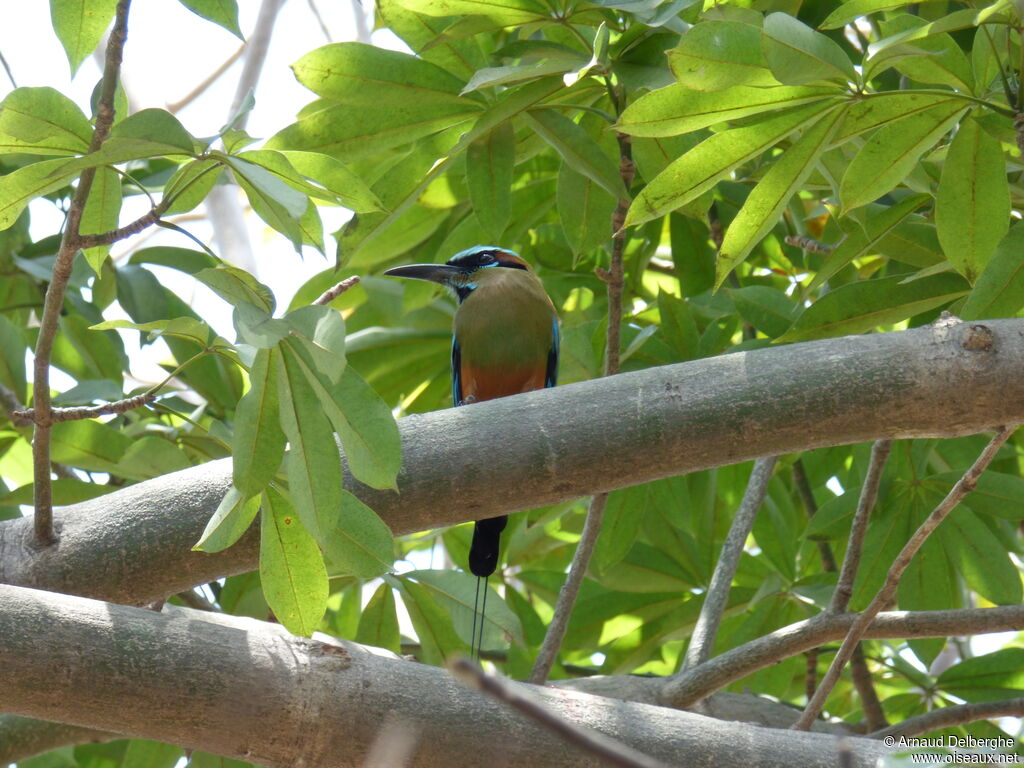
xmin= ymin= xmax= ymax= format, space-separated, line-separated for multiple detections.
xmin=660 ymin=604 xmax=1024 ymax=709
xmin=12 ymin=349 xmax=209 ymax=427
xmin=1 ymin=381 xmax=24 ymax=420
xmin=451 ymin=658 xmax=672 ymax=768
xmin=11 ymin=393 xmax=155 ymax=428
xmin=312 ymin=276 xmax=361 ymax=306
xmin=850 ymin=644 xmax=887 ymax=732
xmin=528 ymin=493 xmax=609 ymax=684
xmin=830 ymin=440 xmax=893 ymax=613
xmin=0 ymin=48 xmax=15 ymax=88
xmin=792 ymin=426 xmax=1017 ymax=730
xmin=30 ymin=0 xmax=132 ymax=546
xmin=166 ymin=43 xmax=246 ymax=114
xmin=792 ymin=459 xmax=838 ymax=573
xmin=805 ymin=649 xmax=819 ymax=702
xmin=870 ymin=698 xmax=1024 ymax=739
xmin=682 ymin=456 xmax=779 ymax=672
xmin=785 ymin=235 xmax=835 ymax=255
xmin=794 ymin=459 xmax=883 ymax=728
xmin=528 ymin=128 xmax=635 ymax=685
xmin=76 ymin=207 xmax=164 ymax=249
xmin=306 ymin=0 xmax=333 ymax=42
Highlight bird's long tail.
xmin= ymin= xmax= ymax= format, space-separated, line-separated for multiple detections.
xmin=468 ymin=515 xmax=508 ymax=660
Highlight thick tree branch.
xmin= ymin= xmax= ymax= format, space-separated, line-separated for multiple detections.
xmin=659 ymin=605 xmax=1024 ymax=709
xmin=0 ymin=584 xmax=895 ymax=768
xmin=3 ymin=319 xmax=1024 ymax=605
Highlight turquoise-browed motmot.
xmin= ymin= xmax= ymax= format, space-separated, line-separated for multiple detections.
xmin=384 ymin=246 xmax=559 ymax=651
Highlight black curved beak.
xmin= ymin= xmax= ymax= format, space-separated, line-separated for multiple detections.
xmin=383 ymin=263 xmax=463 ymax=285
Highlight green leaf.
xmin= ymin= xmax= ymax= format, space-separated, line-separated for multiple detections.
xmin=780 ymin=272 xmax=970 ymax=342
xmin=50 ymin=0 xmax=118 ymax=74
xmin=80 ymin=166 xmax=122 ymax=272
xmin=109 ymin=108 xmax=195 ymax=152
xmin=260 ymin=485 xmax=329 ymax=637
xmin=729 ymin=286 xmax=795 ymax=337
xmin=115 ymin=264 xmax=169 ymax=324
xmin=0 ymin=313 xmax=27 ymax=395
xmin=276 ymin=341 xmax=344 ymax=541
xmin=280 ymin=151 xmax=383 ymax=213
xmin=593 ymin=486 xmax=646 ymax=573
xmin=939 ymin=507 xmax=1022 ymax=605
xmin=226 ymin=155 xmax=309 ymax=247
xmin=866 ymin=1 xmax=1010 ymax=60
xmin=177 ymin=0 xmax=243 ymax=38
xmin=466 ymin=122 xmax=514 ymax=241
xmin=935 ymin=116 xmax=1009 ymax=283
xmin=961 ymin=223 xmax=1024 ymax=320
xmin=194 ymin=486 xmax=261 ymax=552
xmin=875 ymin=17 xmax=973 ymax=92
xmin=717 ymin=106 xmax=845 ymax=286
xmin=233 ymin=347 xmax=286 ymax=497
xmin=394 ymin=576 xmax=466 ymax=663
xmin=162 ymin=158 xmax=224 ymax=216
xmin=928 ymin=472 xmax=1024 ymax=521
xmin=462 ymin=59 xmax=583 ymax=93
xmin=0 ymin=87 xmax=92 ymax=155
xmin=129 ymin=245 xmax=219 ymax=274
xmin=524 ymin=109 xmax=624 ymax=198
xmin=90 ymin=317 xmax=219 ymax=348
xmin=761 ymin=12 xmax=858 ymax=85
xmin=833 ymin=93 xmax=962 ymax=145
xmin=284 ymin=304 xmax=347 ymax=383
xmin=293 ymin=42 xmax=470 ymax=107
xmin=54 ymin=312 xmax=125 ymax=383
xmin=394 ymin=0 xmax=549 ymax=24
xmin=266 ymin=101 xmax=481 ymax=163
xmin=668 ymin=20 xmax=778 ymax=91
xmin=617 ymin=83 xmax=840 ymax=138
xmin=196 ymin=264 xmax=275 ymax=312
xmin=839 ymin=100 xmax=967 ymax=211
xmin=0 ymin=478 xmax=113 ymax=507
xmin=938 ymin=648 xmax=1024 ymax=703
xmin=810 ymin=193 xmax=930 ymax=289
xmin=51 ymin=114 xmax=198 ymax=181
xmin=0 ymin=158 xmax=78 ymax=231
xmin=404 ymin=569 xmax=523 ymax=649
xmin=318 ymin=490 xmax=394 ymax=578
xmin=286 ymin=342 xmax=400 ymax=491
xmin=558 ymin=162 xmax=616 ymax=257
xmin=821 ymin=0 xmax=946 ymax=28
xmin=355 ymin=582 xmax=402 ymax=653
xmin=626 ymin=101 xmax=835 ymax=228
xmin=51 ymin=419 xmax=131 ymax=472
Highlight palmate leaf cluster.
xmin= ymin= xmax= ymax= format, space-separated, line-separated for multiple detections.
xmin=0 ymin=0 xmax=1023 ymax=764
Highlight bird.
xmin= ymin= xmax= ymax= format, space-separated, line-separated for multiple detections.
xmin=384 ymin=245 xmax=559 ymax=658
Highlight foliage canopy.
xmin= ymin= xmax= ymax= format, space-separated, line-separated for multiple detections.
xmin=1 ymin=0 xmax=1023 ymax=763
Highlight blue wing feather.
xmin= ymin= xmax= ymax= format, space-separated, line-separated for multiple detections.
xmin=451 ymin=334 xmax=463 ymax=407
xmin=545 ymin=319 xmax=559 ymax=389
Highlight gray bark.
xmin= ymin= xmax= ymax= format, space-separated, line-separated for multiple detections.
xmin=2 ymin=317 xmax=1021 ymax=605
xmin=0 ymin=584 xmax=896 ymax=768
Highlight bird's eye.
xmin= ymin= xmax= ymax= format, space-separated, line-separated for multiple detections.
xmin=478 ymin=253 xmax=496 ymax=265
